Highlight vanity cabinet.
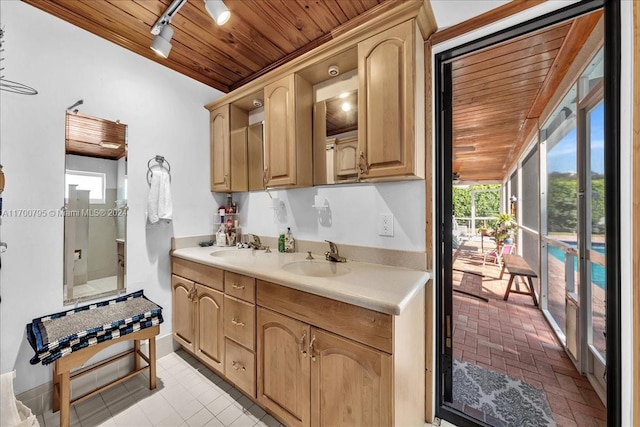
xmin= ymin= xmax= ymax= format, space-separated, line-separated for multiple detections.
xmin=263 ymin=74 xmax=313 ymax=188
xmin=257 ymin=306 xmax=392 ymax=427
xmin=358 ymin=19 xmax=425 ymax=181
xmin=172 ymin=258 xmax=225 ymax=372
xmin=256 ymin=279 xmax=420 ymax=427
xmin=210 ymin=104 xmax=249 ymax=192
xmin=172 ymin=256 xmax=425 ymax=426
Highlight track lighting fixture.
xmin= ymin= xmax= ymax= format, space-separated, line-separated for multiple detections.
xmin=149 ymin=0 xmax=231 ymax=58
xmin=151 ymin=24 xmax=174 ymax=58
xmin=204 ymin=0 xmax=231 ymax=25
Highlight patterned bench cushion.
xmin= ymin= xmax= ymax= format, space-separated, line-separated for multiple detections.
xmin=26 ymin=290 xmax=163 ymax=366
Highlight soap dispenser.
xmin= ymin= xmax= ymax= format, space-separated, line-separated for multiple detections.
xmin=284 ymin=227 xmax=295 ymax=253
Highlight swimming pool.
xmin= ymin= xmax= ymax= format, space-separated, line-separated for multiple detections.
xmin=547 ymin=244 xmax=605 ymax=289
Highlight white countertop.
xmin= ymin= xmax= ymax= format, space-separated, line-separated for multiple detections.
xmin=171 ymin=246 xmax=430 ymax=315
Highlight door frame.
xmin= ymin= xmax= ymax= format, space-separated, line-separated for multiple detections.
xmin=433 ymin=1 xmax=620 ymax=425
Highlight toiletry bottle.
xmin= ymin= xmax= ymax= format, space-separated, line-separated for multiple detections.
xmin=278 ymin=232 xmax=285 ymax=253
xmin=285 ymin=227 xmax=295 ymax=253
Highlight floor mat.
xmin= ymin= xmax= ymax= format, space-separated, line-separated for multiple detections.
xmin=453 ymin=359 xmax=556 ymax=427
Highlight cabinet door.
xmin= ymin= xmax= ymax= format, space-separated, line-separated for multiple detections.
xmin=247 ymin=122 xmax=265 ymax=191
xmin=358 ymin=20 xmax=416 ymax=179
xmin=195 ymin=284 xmax=224 ymax=372
xmin=210 ymin=104 xmax=230 ymax=192
xmin=257 ymin=307 xmax=310 ymax=427
xmin=172 ymin=275 xmax=195 ymax=352
xmin=264 ymin=74 xmax=296 ymax=187
xmin=310 ymin=328 xmax=392 ymax=427
xmin=334 ymin=136 xmax=358 ymax=179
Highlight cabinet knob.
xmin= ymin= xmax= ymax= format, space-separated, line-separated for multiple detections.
xmin=358 ymin=152 xmax=369 ymax=175
xmin=231 ymin=361 xmax=246 ymax=372
xmin=309 ymin=335 xmax=317 ymax=362
xmin=299 ymin=330 xmax=307 ymax=358
xmin=231 ymin=318 xmax=245 ymax=327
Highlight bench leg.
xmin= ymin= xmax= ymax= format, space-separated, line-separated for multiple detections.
xmin=60 ymin=371 xmax=70 ymax=427
xmin=527 ymin=277 xmax=539 ymax=306
xmin=503 ymin=275 xmax=516 ymax=301
xmin=134 ymin=339 xmax=141 ymax=371
xmin=52 ymin=362 xmax=60 ymax=412
xmin=149 ymin=336 xmax=157 ymax=390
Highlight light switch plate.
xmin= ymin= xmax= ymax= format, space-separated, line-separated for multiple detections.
xmin=378 ymin=213 xmax=394 ymax=236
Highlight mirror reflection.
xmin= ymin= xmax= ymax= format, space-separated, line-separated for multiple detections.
xmin=313 ymin=90 xmax=358 ymax=185
xmin=64 ymin=112 xmax=127 ymax=304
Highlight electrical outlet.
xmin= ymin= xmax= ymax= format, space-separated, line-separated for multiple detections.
xmin=378 ymin=213 xmax=394 ymax=236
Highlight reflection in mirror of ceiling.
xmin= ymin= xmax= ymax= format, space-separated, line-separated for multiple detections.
xmin=65 ymin=112 xmax=127 ymax=160
xmin=326 ymin=91 xmax=358 ymax=136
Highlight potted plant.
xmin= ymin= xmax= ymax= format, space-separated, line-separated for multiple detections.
xmin=491 ymin=213 xmax=517 ymax=247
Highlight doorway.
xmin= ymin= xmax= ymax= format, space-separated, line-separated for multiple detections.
xmin=434 ymin=1 xmax=620 ymax=425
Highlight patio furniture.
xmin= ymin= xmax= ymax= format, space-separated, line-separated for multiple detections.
xmin=483 ymin=243 xmax=515 ymax=265
xmin=500 ymin=254 xmax=538 ymax=306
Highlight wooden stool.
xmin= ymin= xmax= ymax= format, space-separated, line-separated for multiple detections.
xmin=500 ymin=254 xmax=538 ymax=306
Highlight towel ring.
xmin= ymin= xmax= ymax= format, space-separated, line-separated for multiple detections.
xmin=147 ymin=155 xmax=171 ymax=185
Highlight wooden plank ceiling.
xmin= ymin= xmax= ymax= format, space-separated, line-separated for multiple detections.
xmin=452 ymin=10 xmax=602 ymax=182
xmin=66 ymin=112 xmax=127 ymax=160
xmin=22 ymin=0 xmax=400 ymax=93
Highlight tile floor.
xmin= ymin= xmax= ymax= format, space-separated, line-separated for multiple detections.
xmin=451 ymin=237 xmax=607 ymax=426
xmin=36 ymin=350 xmax=283 ymax=427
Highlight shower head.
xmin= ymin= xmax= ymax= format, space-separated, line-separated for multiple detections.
xmin=67 ymin=99 xmax=83 ymax=112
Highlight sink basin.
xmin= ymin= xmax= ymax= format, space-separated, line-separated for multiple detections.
xmin=282 ymin=261 xmax=351 ymax=278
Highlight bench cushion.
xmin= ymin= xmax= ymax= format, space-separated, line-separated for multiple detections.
xmin=26 ymin=290 xmax=163 ymax=366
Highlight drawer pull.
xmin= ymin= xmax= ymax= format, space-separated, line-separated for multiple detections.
xmin=309 ymin=335 xmax=317 ymax=362
xmin=231 ymin=283 xmax=245 ymax=290
xmin=299 ymin=330 xmax=307 ymax=358
xmin=231 ymin=361 xmax=246 ymax=372
xmin=231 ymin=318 xmax=245 ymax=327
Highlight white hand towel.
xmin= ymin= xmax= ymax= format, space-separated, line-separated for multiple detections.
xmin=147 ymin=168 xmax=172 ymax=224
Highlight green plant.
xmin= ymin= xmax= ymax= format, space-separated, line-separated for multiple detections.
xmin=491 ymin=213 xmax=517 ymax=244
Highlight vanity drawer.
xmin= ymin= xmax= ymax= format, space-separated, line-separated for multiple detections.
xmin=224 ymin=338 xmax=256 ymax=397
xmin=224 ymin=295 xmax=255 ymax=350
xmin=224 ymin=271 xmax=256 ymax=303
xmin=257 ymin=280 xmax=392 ymax=353
xmin=172 ymin=257 xmax=223 ymax=291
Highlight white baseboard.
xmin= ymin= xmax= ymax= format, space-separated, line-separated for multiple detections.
xmin=16 ymin=333 xmax=176 ymax=416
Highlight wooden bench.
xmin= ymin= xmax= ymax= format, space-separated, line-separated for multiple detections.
xmin=499 ymin=254 xmax=538 ymax=306
xmin=52 ymin=325 xmax=159 ymax=427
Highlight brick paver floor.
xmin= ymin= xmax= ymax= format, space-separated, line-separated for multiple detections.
xmin=449 ymin=237 xmax=607 ymax=426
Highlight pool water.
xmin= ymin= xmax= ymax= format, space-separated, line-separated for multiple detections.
xmin=547 ymin=244 xmax=605 ymax=289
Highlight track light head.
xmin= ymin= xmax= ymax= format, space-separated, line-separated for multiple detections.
xmin=151 ymin=24 xmax=174 ymax=58
xmin=204 ymin=0 xmax=231 ymax=25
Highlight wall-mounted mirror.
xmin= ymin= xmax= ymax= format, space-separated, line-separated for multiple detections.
xmin=313 ymin=89 xmax=358 ymax=185
xmin=64 ymin=112 xmax=127 ymax=304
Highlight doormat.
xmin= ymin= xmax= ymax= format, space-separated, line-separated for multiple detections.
xmin=453 ymin=359 xmax=556 ymax=427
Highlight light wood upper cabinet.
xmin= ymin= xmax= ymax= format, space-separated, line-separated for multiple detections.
xmin=334 ymin=136 xmax=359 ymax=180
xmin=358 ymin=19 xmax=425 ymax=181
xmin=195 ymin=284 xmax=225 ymax=372
xmin=257 ymin=307 xmax=311 ymax=427
xmin=210 ymin=104 xmax=249 ymax=192
xmin=310 ymin=328 xmax=392 ymax=427
xmin=264 ymin=74 xmax=313 ymax=188
xmin=172 ymin=275 xmax=196 ymax=353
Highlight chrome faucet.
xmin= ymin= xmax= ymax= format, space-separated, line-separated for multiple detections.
xmin=324 ymin=240 xmax=346 ymax=263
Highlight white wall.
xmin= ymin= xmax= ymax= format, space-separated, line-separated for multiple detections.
xmin=0 ymin=1 xmax=220 ymax=394
xmin=235 ymin=181 xmax=425 ymax=252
